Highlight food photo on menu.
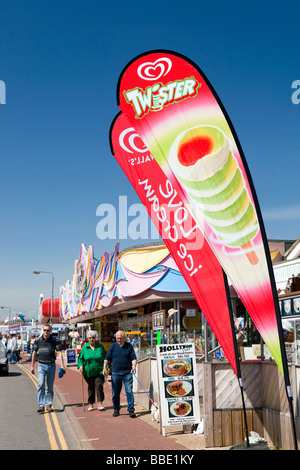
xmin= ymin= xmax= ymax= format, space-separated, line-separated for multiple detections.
xmin=168 ymin=399 xmax=194 ymax=418
xmin=164 ymin=379 xmax=194 ymax=398
xmin=162 ymin=358 xmax=193 ymax=378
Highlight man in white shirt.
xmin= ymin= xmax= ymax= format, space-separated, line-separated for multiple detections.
xmin=6 ymin=334 xmax=17 ymax=363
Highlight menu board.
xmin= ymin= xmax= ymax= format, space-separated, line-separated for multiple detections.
xmin=293 ymin=298 xmax=300 ymax=315
xmin=156 ymin=343 xmax=200 ymax=427
xmin=283 ymin=299 xmax=292 ymax=316
xmin=280 ymin=297 xmax=300 ymax=316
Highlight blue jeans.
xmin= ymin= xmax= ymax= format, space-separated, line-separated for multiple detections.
xmin=6 ymin=350 xmax=17 ymax=363
xmin=111 ymin=372 xmax=134 ymax=412
xmin=37 ymin=362 xmax=56 ymax=407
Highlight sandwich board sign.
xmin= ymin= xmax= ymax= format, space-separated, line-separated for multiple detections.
xmin=66 ymin=348 xmax=77 ymax=366
xmin=156 ymin=343 xmax=200 ymax=435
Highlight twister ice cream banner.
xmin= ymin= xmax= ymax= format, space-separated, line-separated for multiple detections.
xmin=110 ymin=112 xmax=238 ymax=374
xmin=117 ymin=50 xmax=287 ymax=377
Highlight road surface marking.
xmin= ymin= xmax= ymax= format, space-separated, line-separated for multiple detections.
xmin=17 ymin=363 xmax=67 ymax=450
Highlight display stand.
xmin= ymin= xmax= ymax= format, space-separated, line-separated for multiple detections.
xmin=156 ymin=342 xmax=200 ymax=437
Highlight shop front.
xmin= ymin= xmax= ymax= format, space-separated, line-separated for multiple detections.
xmin=273 ymin=240 xmax=300 ymax=364
xmin=92 ymin=315 xmax=119 ymax=352
xmin=278 ymin=288 xmax=300 ymax=363
xmin=60 ymin=239 xmax=300 ymax=363
xmin=60 ymin=242 xmax=208 ymax=355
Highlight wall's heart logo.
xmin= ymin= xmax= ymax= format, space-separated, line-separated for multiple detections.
xmin=137 ymin=58 xmax=172 ymax=81
xmin=119 ymin=127 xmax=147 ymax=154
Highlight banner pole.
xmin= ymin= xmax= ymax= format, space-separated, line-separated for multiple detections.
xmin=222 ymin=269 xmax=250 ymax=448
xmin=251 ymin=197 xmax=298 ymax=450
xmin=230 ymin=121 xmax=298 ymax=450
xmin=288 ymin=398 xmax=298 ymax=451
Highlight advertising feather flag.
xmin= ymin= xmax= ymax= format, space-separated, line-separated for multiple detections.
xmin=110 ymin=111 xmax=240 ymax=375
xmin=116 ymin=51 xmax=298 ymax=444
xmin=117 ymin=50 xmax=288 ymax=377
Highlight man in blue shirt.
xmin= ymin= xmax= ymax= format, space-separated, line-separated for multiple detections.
xmin=103 ymin=330 xmax=137 ymax=418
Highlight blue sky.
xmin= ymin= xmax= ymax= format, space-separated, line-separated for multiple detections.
xmin=1 ymin=0 xmax=299 ymax=318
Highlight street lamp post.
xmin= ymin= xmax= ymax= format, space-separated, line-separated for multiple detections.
xmin=33 ymin=271 xmax=54 ymax=325
xmin=0 ymin=306 xmax=11 ymax=329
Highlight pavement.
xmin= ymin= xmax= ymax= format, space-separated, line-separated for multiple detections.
xmin=20 ymin=354 xmax=207 ymax=451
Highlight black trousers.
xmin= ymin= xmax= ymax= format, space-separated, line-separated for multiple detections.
xmin=84 ymin=374 xmax=105 ymax=404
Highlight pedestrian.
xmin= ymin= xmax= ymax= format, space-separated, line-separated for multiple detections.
xmin=77 ymin=330 xmax=106 ymax=411
xmin=1 ymin=334 xmax=7 ymax=348
xmin=30 ymin=325 xmax=65 ymax=413
xmin=233 ymin=315 xmax=245 ymax=360
xmin=103 ymin=330 xmax=137 ymax=418
xmin=6 ymin=334 xmax=17 ymax=363
xmin=28 ymin=335 xmax=36 ymax=361
xmin=16 ymin=334 xmax=22 ymax=362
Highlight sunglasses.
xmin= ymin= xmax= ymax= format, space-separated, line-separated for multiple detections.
xmin=43 ymin=329 xmax=50 ymax=333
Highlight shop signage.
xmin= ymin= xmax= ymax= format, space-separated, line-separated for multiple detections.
xmin=29 ymin=327 xmax=41 ymax=335
xmin=156 ymin=342 xmax=200 ymax=431
xmin=186 ymin=309 xmax=196 ymax=317
xmin=274 ymin=260 xmax=300 ymax=283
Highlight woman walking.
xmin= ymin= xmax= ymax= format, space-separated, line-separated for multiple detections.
xmin=77 ymin=330 xmax=106 ymax=411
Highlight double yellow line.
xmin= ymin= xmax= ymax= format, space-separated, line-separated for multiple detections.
xmin=17 ymin=363 xmax=68 ymax=450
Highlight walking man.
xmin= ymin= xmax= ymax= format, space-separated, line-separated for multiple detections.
xmin=103 ymin=330 xmax=137 ymax=418
xmin=6 ymin=334 xmax=17 ymax=363
xmin=31 ymin=325 xmax=65 ymax=413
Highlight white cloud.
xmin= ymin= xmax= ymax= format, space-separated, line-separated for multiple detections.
xmin=262 ymin=205 xmax=300 ymax=221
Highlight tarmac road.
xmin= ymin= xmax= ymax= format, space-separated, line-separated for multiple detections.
xmin=1 ymin=356 xmax=229 ymax=453
xmin=0 ymin=362 xmax=81 ymax=450
xmin=0 ymin=358 xmax=191 ymax=452
xmin=0 ymin=357 xmax=275 ymax=461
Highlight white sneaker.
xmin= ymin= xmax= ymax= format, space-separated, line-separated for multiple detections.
xmin=88 ymin=406 xmax=93 ymax=411
xmin=98 ymin=406 xmax=105 ymax=411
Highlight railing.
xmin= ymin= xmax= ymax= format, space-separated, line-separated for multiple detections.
xmin=129 ymin=327 xmax=300 ymax=366
xmin=130 ymin=330 xmax=225 ymax=362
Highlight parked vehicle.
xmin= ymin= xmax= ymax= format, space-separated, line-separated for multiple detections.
xmin=0 ymin=341 xmax=9 ymax=375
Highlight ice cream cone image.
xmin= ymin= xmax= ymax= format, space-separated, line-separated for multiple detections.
xmin=169 ymin=125 xmax=259 ymax=265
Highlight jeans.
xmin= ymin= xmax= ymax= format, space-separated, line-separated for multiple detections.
xmin=111 ymin=372 xmax=134 ymax=412
xmin=37 ymin=362 xmax=56 ymax=407
xmin=6 ymin=350 xmax=17 ymax=363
